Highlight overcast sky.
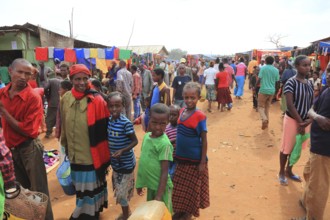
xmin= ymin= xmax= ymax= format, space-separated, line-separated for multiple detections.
xmin=1 ymin=0 xmax=330 ymax=55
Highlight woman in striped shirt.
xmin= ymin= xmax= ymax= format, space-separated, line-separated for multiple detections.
xmin=278 ymin=55 xmax=314 ymax=186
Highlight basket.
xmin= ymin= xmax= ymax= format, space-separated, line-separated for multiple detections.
xmin=4 ymin=183 xmax=48 ymax=220
xmin=56 ymin=156 xmax=76 ymax=195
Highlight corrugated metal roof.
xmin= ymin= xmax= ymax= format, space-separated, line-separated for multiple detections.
xmin=119 ymin=45 xmax=168 ymax=55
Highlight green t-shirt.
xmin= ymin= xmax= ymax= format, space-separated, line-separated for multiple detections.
xmin=259 ymin=64 xmax=280 ymax=95
xmin=0 ymin=172 xmax=4 ymax=220
xmin=0 ymin=67 xmax=11 ymax=84
xmin=136 ymin=133 xmax=173 ymax=190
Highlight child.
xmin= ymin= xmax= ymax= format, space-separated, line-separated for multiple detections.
xmin=136 ymin=103 xmax=173 ymax=213
xmin=172 ymin=82 xmax=209 ymax=220
xmin=215 ymin=63 xmax=233 ymax=112
xmin=251 ymin=66 xmax=260 ymax=111
xmin=107 ymin=92 xmax=138 ymax=220
xmin=278 ymin=55 xmax=314 ymax=186
xmin=131 ymin=65 xmax=142 ymax=120
xmin=308 ymin=71 xmax=321 ymax=97
xmin=165 ymin=105 xmax=180 ymax=178
xmin=150 ymin=68 xmax=171 ymax=106
xmin=133 ymin=96 xmax=151 ymax=132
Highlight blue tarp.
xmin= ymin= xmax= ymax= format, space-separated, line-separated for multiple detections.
xmin=319 ymin=41 xmax=330 ymax=48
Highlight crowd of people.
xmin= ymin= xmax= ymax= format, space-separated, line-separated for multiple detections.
xmin=0 ymin=53 xmax=329 ymax=220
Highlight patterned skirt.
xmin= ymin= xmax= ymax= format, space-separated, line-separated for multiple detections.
xmin=172 ymin=163 xmax=210 ymax=217
xmin=112 ymin=170 xmax=135 ymax=206
xmin=70 ymin=164 xmax=108 ymax=220
xmin=217 ymin=87 xmax=232 ymax=104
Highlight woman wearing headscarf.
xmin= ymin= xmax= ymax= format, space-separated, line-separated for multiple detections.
xmin=60 ymin=64 xmax=110 ymax=220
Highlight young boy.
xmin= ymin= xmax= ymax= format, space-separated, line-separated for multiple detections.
xmin=172 ymin=64 xmax=191 ymax=108
xmin=131 ymin=65 xmax=142 ymax=120
xmin=133 ymin=96 xmax=151 ymax=132
xmin=150 ymin=68 xmax=171 ymax=106
xmin=136 ymin=103 xmax=173 ymax=213
xmin=165 ymin=105 xmax=180 ymax=178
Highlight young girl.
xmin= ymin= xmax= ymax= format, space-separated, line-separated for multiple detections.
xmin=172 ymin=82 xmax=210 ymax=220
xmin=107 ymin=92 xmax=138 ymax=220
xmin=278 ymin=55 xmax=314 ymax=186
xmin=215 ymin=63 xmax=233 ymax=111
xmin=165 ymin=105 xmax=180 ymax=178
xmin=136 ymin=103 xmax=173 ymax=213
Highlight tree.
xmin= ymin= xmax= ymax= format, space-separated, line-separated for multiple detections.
xmin=168 ymin=48 xmax=187 ymax=60
xmin=267 ymin=34 xmax=287 ymax=48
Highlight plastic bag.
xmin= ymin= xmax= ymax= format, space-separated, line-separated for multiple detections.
xmin=200 ymin=86 xmax=206 ymax=102
xmin=289 ymin=133 xmax=310 ymax=166
xmin=56 ymin=156 xmax=75 ymax=195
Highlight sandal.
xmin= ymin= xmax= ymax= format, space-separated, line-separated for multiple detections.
xmin=278 ymin=175 xmax=288 ymax=186
xmin=287 ymin=173 xmax=302 ymax=182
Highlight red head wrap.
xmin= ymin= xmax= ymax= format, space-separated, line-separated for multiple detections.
xmin=70 ymin=64 xmax=91 ymax=77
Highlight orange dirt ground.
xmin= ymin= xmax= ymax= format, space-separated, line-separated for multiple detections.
xmin=43 ymin=84 xmax=330 ymax=220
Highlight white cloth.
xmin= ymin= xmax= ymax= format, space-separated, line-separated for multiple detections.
xmin=84 ymin=48 xmax=90 ymax=59
xmin=97 ymin=48 xmax=105 ymax=59
xmin=203 ymin=67 xmax=217 ymax=85
xmin=48 ymin=47 xmax=54 ymax=58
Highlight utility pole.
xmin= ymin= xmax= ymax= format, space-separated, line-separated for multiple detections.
xmin=69 ymin=7 xmax=74 ymax=39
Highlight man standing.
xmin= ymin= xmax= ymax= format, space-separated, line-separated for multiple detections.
xmin=37 ymin=61 xmax=53 ymax=88
xmin=300 ymin=71 xmax=330 ymax=220
xmin=257 ymin=56 xmax=279 ymax=130
xmin=172 ymin=64 xmax=191 ymax=108
xmin=203 ymin=61 xmax=217 ymax=112
xmin=116 ymin=60 xmax=133 ymax=120
xmin=0 ymin=59 xmax=54 ymax=219
xmin=248 ymin=57 xmax=258 ymax=89
xmin=131 ymin=65 xmax=142 ymax=120
xmin=138 ymin=64 xmax=153 ymax=111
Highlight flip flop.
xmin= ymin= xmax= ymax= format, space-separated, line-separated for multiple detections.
xmin=278 ymin=175 xmax=288 ymax=186
xmin=287 ymin=174 xmax=302 ymax=182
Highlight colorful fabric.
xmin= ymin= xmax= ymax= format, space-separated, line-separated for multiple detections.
xmin=97 ymin=49 xmax=105 ymax=59
xmin=108 ymin=115 xmax=135 ymax=172
xmin=217 ymin=87 xmax=232 ymax=104
xmin=35 ymin=47 xmax=48 ymax=61
xmin=114 ymin=48 xmax=119 ymax=59
xmin=280 ymin=114 xmax=310 ymax=154
xmin=95 ymin=58 xmax=108 ymax=73
xmin=54 ymin=48 xmax=65 ymax=61
xmin=258 ymin=64 xmax=280 ymax=95
xmin=90 ymin=48 xmax=98 ymax=58
xmin=0 ymin=67 xmax=11 ymax=84
xmin=70 ymin=164 xmax=108 ymax=220
xmin=176 ymin=108 xmax=207 ymax=163
xmin=236 ymin=62 xmax=246 ymax=76
xmin=205 ymin=84 xmax=216 ymax=101
xmin=48 ymin=47 xmax=54 ymax=58
xmin=64 ymin=48 xmax=77 ymax=62
xmin=119 ymin=49 xmax=131 ymax=60
xmin=112 ymin=170 xmax=135 ymax=206
xmin=136 ymin=133 xmax=173 ymax=190
xmin=234 ymin=76 xmax=245 ymax=97
xmin=74 ymin=48 xmax=85 ymax=59
xmin=247 ymin=60 xmax=258 ymax=74
xmin=105 ymin=48 xmax=115 ymax=59
xmin=172 ymin=163 xmax=210 ymax=217
xmin=0 ymin=84 xmax=42 ymax=148
xmin=0 ymin=130 xmax=15 ymax=189
xmin=83 ymin=48 xmax=90 ymax=59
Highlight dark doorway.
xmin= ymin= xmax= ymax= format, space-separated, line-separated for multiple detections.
xmin=0 ymin=50 xmax=23 ymax=66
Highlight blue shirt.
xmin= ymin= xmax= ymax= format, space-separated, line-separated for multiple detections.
xmin=108 ymin=114 xmax=136 ymax=173
xmin=151 ymin=86 xmax=160 ymax=106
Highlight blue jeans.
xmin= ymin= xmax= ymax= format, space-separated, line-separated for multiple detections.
xmin=133 ymin=95 xmax=141 ymax=120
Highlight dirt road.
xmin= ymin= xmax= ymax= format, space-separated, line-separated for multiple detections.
xmin=44 ymin=84 xmax=330 ymax=220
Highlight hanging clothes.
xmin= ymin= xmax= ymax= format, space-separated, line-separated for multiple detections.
xmin=54 ymin=48 xmax=65 ymax=61
xmin=75 ymin=48 xmax=85 ymax=59
xmin=90 ymin=48 xmax=98 ymax=58
xmin=35 ymin=47 xmax=48 ymax=61
xmin=105 ymin=48 xmax=115 ymax=60
xmin=119 ymin=49 xmax=131 ymax=60
xmin=48 ymin=47 xmax=54 ymax=59
xmin=97 ymin=49 xmax=105 ymax=59
xmin=84 ymin=48 xmax=90 ymax=59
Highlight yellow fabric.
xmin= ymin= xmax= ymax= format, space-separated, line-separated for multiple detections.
xmin=90 ymin=48 xmax=98 ymax=58
xmin=248 ymin=60 xmax=258 ymax=74
xmin=95 ymin=58 xmax=108 ymax=73
xmin=60 ymin=92 xmax=93 ymax=165
xmin=158 ymin=81 xmax=168 ymax=105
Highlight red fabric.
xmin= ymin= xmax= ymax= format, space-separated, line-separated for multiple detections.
xmin=86 ymin=92 xmax=111 ymax=180
xmin=33 ymin=87 xmax=44 ymax=96
xmin=28 ymin=80 xmax=38 ymax=89
xmin=71 ymin=88 xmax=86 ymax=100
xmin=0 ymin=130 xmax=16 ymax=189
xmin=216 ymin=71 xmax=229 ymax=88
xmin=319 ymin=55 xmax=330 ymax=71
xmin=114 ymin=48 xmax=119 ymax=59
xmin=64 ymin=48 xmax=77 ymax=62
xmin=35 ymin=47 xmax=48 ymax=61
xmin=0 ymin=84 xmax=43 ymax=148
xmin=70 ymin=64 xmax=91 ymax=77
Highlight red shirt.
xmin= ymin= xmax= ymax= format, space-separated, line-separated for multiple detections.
xmin=0 ymin=83 xmax=43 ymax=148
xmin=216 ymin=71 xmax=229 ymax=88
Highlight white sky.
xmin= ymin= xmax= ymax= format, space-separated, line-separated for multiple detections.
xmin=1 ymin=0 xmax=330 ymax=55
